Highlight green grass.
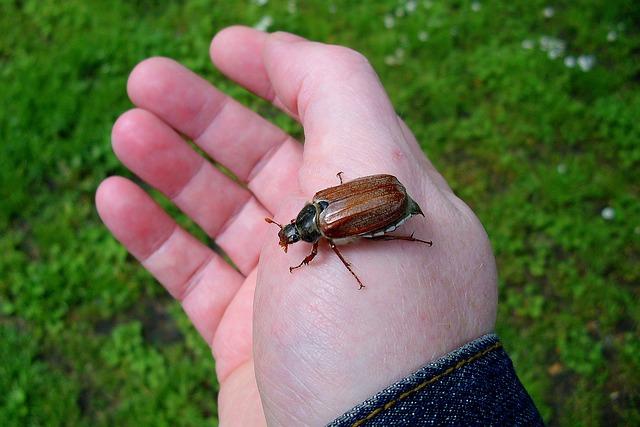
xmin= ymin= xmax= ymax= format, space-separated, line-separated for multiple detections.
xmin=1 ymin=0 xmax=639 ymax=425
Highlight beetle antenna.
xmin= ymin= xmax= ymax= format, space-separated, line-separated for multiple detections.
xmin=264 ymin=217 xmax=283 ymax=229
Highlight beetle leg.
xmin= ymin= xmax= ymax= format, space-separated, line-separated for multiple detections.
xmin=336 ymin=171 xmax=344 ymax=184
xmin=328 ymin=240 xmax=365 ymax=289
xmin=367 ymin=232 xmax=433 ymax=246
xmin=289 ymin=241 xmax=319 ymax=273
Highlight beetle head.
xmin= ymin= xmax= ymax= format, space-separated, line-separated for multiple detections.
xmin=264 ymin=217 xmax=300 ymax=253
xmin=278 ymin=223 xmax=300 ymax=252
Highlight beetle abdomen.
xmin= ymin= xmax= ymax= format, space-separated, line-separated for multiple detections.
xmin=360 ymin=214 xmax=411 ymax=238
xmin=315 ymin=175 xmax=409 ymax=238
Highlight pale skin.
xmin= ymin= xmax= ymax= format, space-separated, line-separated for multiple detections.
xmin=96 ymin=26 xmax=498 ymax=426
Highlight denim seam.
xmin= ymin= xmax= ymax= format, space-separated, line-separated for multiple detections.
xmin=349 ymin=341 xmax=504 ymax=427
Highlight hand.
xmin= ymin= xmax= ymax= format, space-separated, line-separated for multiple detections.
xmin=96 ymin=26 xmax=497 ymax=426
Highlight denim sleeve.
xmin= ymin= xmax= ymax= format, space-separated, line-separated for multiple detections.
xmin=327 ymin=334 xmax=543 ymax=426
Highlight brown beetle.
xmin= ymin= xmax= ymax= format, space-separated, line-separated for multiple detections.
xmin=265 ymin=173 xmax=432 ymax=289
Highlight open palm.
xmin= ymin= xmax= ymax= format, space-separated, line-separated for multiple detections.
xmin=96 ymin=27 xmax=498 ymax=426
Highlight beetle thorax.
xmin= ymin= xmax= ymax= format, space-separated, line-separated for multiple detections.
xmin=295 ymin=203 xmax=322 ymax=243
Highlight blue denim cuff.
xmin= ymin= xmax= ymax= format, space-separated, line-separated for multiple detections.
xmin=327 ymin=334 xmax=543 ymax=426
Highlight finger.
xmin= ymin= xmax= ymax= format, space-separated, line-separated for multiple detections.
xmin=112 ymin=108 xmax=269 ymax=274
xmin=127 ymin=57 xmax=303 ymax=214
xmin=210 ymin=27 xmax=302 ymax=117
xmin=96 ymin=176 xmax=244 ymax=345
xmin=212 ymin=269 xmax=256 ymax=381
xmin=211 ymin=26 xmax=446 ymax=194
xmin=218 ymin=360 xmax=266 ymax=427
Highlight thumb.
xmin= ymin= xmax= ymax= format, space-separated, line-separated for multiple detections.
xmin=262 ymin=33 xmax=416 ymax=186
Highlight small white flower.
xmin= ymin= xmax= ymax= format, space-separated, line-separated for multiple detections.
xmin=287 ymin=0 xmax=297 ymax=14
xmin=384 ymin=55 xmax=398 ymax=66
xmin=418 ymin=31 xmax=430 ymax=42
xmin=543 ymin=6 xmax=554 ymax=18
xmin=406 ymin=0 xmax=417 ymax=13
xmin=385 ymin=48 xmax=405 ymax=66
xmin=384 ymin=14 xmax=395 ymax=29
xmin=253 ymin=15 xmax=273 ymax=31
xmin=577 ymin=55 xmax=595 ymax=71
xmin=395 ymin=7 xmax=405 ymax=17
xmin=253 ymin=0 xmax=268 ymax=6
xmin=556 ymin=163 xmax=567 ymax=174
xmin=539 ymin=36 xmax=565 ymax=59
xmin=521 ymin=39 xmax=535 ymax=50
xmin=564 ymin=56 xmax=576 ymax=68
xmin=607 ymin=30 xmax=617 ymax=42
xmin=548 ymin=49 xmax=561 ymax=60
xmin=471 ymin=1 xmax=481 ymax=12
xmin=601 ymin=207 xmax=615 ymax=220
